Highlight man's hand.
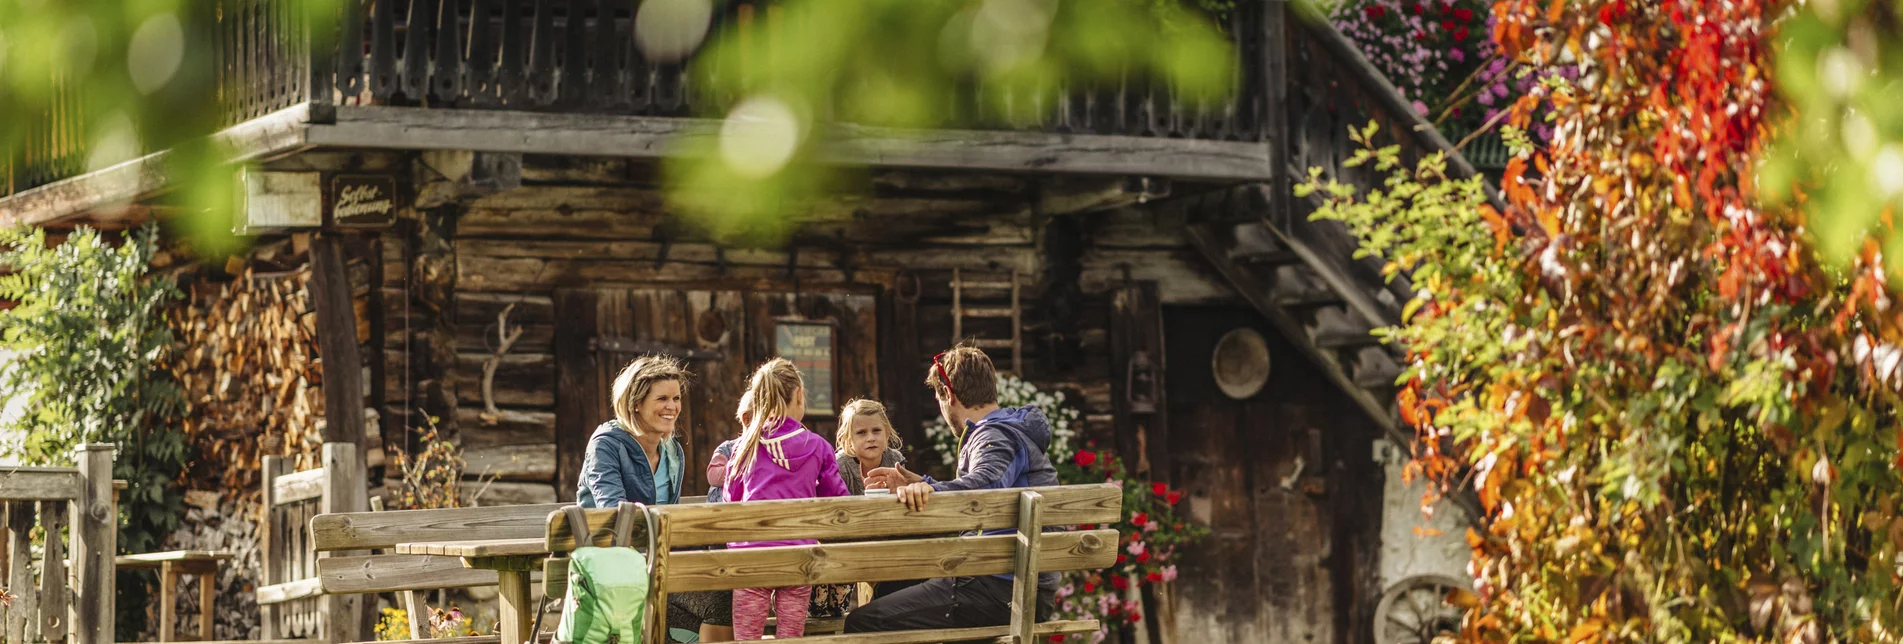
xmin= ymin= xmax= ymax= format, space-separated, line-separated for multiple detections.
xmin=863 ymin=465 xmax=923 ymax=490
xmin=895 ymin=481 xmax=934 ymax=511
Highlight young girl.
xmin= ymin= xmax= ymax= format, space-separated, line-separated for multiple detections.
xmin=833 ymin=398 xmax=905 ymax=495
xmin=724 ymin=358 xmax=851 ymax=639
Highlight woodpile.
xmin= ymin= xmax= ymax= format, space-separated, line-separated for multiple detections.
xmin=172 ymin=266 xmax=326 ymax=493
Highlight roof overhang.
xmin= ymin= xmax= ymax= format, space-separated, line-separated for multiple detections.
xmin=1 ymin=102 xmax=1274 ymax=228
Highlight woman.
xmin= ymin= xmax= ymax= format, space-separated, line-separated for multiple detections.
xmin=576 ymin=355 xmax=733 ymax=642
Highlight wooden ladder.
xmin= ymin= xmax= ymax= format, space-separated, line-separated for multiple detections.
xmin=951 ymin=267 xmax=1022 ymax=373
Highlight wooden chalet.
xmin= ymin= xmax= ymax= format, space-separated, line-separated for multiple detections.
xmin=0 ymin=1 xmax=1490 ymax=642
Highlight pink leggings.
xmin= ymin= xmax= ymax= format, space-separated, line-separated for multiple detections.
xmin=732 ymin=585 xmax=813 ymax=639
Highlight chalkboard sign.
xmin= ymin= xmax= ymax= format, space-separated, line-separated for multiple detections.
xmin=330 ymin=175 xmax=399 ymax=228
xmin=775 ymin=322 xmax=835 ymax=417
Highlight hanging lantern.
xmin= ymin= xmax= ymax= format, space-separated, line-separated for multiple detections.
xmin=1126 ymin=349 xmax=1159 ymax=414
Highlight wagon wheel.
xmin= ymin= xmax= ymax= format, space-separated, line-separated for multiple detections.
xmin=1373 ymin=574 xmax=1471 ymax=644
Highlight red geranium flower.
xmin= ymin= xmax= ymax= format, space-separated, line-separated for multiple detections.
xmin=1365 ymin=5 xmax=1386 ymax=19
xmin=1408 ymin=3 xmax=1423 ymax=14
xmin=1454 ymin=7 xmax=1473 ymax=21
xmin=1132 ymin=512 xmax=1149 ymax=526
xmin=1146 ymin=572 xmax=1163 ymax=583
xmin=1111 ymin=575 xmax=1130 ymax=590
xmin=1073 ymin=450 xmax=1097 ymax=467
xmin=1084 ymin=581 xmax=1097 ymax=593
xmin=1050 ymin=636 xmax=1066 ymax=643
xmin=1454 ymin=27 xmax=1468 ymax=41
xmin=1151 ymin=482 xmax=1168 ymax=496
xmin=1412 ymin=31 xmax=1428 ymax=41
xmin=1116 ymin=554 xmax=1128 ymax=564
xmin=1165 ymin=491 xmax=1183 ymax=505
xmin=1137 ymin=551 xmax=1152 ymax=563
xmin=1441 ymin=19 xmax=1455 ymax=31
xmin=1125 ymin=611 xmax=1143 ymax=623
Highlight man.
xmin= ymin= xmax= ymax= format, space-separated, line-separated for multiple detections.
xmin=849 ymin=345 xmax=1060 ymax=633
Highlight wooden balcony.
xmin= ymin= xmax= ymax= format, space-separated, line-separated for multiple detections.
xmin=4 ymin=0 xmax=1287 ymax=205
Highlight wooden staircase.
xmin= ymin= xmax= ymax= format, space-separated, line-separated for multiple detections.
xmin=1183 ymin=201 xmax=1407 ymax=446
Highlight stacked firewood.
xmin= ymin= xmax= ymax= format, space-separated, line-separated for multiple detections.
xmin=172 ymin=266 xmax=327 ymax=495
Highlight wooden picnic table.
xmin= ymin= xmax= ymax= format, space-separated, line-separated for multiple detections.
xmin=115 ymin=550 xmax=235 ymax=642
xmin=395 ymin=538 xmax=549 ymax=644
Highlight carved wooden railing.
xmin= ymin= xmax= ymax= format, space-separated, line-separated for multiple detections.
xmin=3 ymin=0 xmax=1277 ymax=198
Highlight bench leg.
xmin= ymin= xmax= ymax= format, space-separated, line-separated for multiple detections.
xmin=498 ymin=570 xmax=533 ymax=644
xmin=403 ymin=590 xmax=427 ymax=640
xmin=159 ymin=561 xmax=178 ymax=643
xmin=199 ymin=569 xmax=216 ymax=641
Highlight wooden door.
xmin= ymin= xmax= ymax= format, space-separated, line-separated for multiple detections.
xmin=554 ymin=288 xmax=879 ymax=500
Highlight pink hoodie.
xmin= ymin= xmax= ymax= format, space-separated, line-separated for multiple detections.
xmin=723 ymin=417 xmax=851 ymax=548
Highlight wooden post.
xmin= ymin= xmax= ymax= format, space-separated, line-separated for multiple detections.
xmin=310 ymin=234 xmax=368 ymax=457
xmin=318 ymin=443 xmax=366 ymax=643
xmin=259 ymin=456 xmax=283 ymax=640
xmin=642 ymin=509 xmax=672 ymax=644
xmin=159 ymin=560 xmax=179 ymax=642
xmin=8 ymin=502 xmax=39 ymax=644
xmin=1010 ymin=490 xmax=1045 ymax=644
xmin=71 ymin=444 xmax=115 ymax=644
xmin=198 ymin=564 xmax=216 ymax=641
xmin=497 ymin=571 xmax=532 ymax=644
xmin=1263 ymin=0 xmax=1290 ymax=232
xmin=41 ymin=500 xmax=68 ymax=642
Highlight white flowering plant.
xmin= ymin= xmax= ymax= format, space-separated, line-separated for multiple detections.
xmin=922 ymin=374 xmax=1204 ymax=644
xmin=923 ymin=374 xmax=1081 ymax=468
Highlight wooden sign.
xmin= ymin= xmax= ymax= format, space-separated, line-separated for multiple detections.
xmin=235 ymin=170 xmax=321 ymax=235
xmin=329 ymin=175 xmax=399 ymax=228
xmin=775 ymin=321 xmax=835 ymax=417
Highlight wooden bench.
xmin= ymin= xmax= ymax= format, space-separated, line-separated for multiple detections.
xmin=116 ymin=551 xmax=235 ymax=641
xmin=544 ymin=484 xmax=1122 ymax=644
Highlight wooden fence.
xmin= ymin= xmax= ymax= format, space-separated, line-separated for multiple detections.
xmin=0 ymin=444 xmax=117 ymax=644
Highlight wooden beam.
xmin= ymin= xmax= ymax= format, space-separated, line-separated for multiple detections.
xmin=272 ymin=468 xmax=327 ymax=505
xmin=255 ymin=578 xmax=327 ymax=605
xmin=563 ymin=529 xmax=1118 ymax=594
xmin=311 ymin=503 xmax=567 ymax=551
xmin=0 ymin=103 xmax=316 ymax=229
xmin=305 ymin=105 xmax=1275 ymax=181
xmin=549 ymin=484 xmax=1121 ymax=550
xmin=313 ymin=555 xmax=498 ymax=595
xmin=0 ymin=469 xmax=81 ymax=502
xmin=769 ymin=619 xmax=1100 ymax=644
xmin=311 ymin=235 xmax=367 ymax=449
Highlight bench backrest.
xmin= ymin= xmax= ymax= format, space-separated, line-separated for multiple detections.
xmin=306 ymin=500 xmax=568 ymax=596
xmin=259 ymin=442 xmax=367 ymax=642
xmin=545 ymin=484 xmax=1123 ymax=643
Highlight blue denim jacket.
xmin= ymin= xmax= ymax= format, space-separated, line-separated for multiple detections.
xmin=576 ymin=420 xmax=684 ymax=508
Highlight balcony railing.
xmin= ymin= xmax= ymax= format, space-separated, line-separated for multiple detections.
xmin=8 ymin=0 xmax=1279 ymax=199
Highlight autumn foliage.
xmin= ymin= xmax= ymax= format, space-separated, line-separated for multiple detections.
xmin=1308 ymin=0 xmax=1903 ymax=640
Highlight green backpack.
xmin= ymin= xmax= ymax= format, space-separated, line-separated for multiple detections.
xmin=554 ymin=503 xmax=652 ymax=644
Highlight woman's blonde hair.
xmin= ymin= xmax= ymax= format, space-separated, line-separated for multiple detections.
xmin=611 ymin=355 xmax=692 ymax=439
xmin=729 ymin=358 xmax=805 ymax=482
xmin=835 ymin=398 xmax=902 ymax=452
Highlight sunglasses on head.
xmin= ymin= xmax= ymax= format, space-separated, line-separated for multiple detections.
xmin=932 ymin=351 xmax=960 ymax=406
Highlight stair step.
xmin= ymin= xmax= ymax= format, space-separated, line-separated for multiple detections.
xmin=958 ymin=307 xmax=1017 ymax=318
xmin=1235 ymin=250 xmax=1301 ymax=265
xmin=1348 ymin=346 xmax=1403 ymax=389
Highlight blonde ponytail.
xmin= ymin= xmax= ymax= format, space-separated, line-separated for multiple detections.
xmin=730 ymin=358 xmax=806 ymax=484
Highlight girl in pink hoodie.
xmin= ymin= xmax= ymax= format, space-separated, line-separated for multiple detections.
xmin=723 ymin=358 xmax=851 ymax=639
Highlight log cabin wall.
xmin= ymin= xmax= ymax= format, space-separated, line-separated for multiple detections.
xmin=369 ymin=156 xmax=1385 ymax=643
